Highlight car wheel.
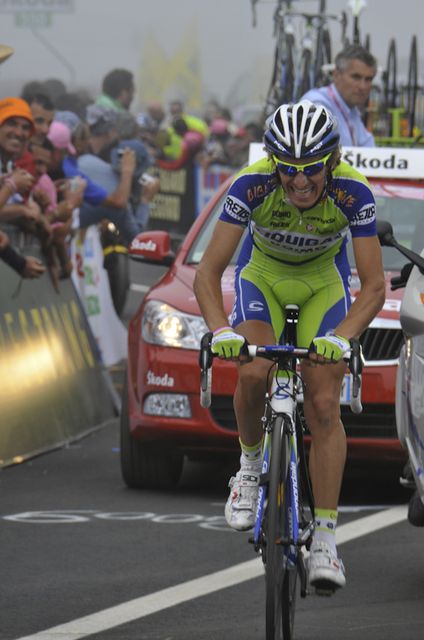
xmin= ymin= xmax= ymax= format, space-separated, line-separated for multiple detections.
xmin=408 ymin=490 xmax=424 ymax=527
xmin=120 ymin=376 xmax=184 ymax=489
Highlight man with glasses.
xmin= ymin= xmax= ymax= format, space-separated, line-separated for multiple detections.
xmin=194 ymin=101 xmax=385 ymax=593
xmin=301 ymin=44 xmax=377 ymax=147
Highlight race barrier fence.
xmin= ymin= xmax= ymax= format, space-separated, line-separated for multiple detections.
xmin=0 ymin=234 xmax=119 ymax=468
xmin=0 ymin=163 xmax=235 ymax=467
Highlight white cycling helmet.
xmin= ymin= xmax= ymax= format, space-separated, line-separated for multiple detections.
xmin=264 ymin=100 xmax=340 ymax=160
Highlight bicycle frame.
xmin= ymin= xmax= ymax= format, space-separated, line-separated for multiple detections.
xmin=253 ymin=354 xmax=307 ymax=551
xmin=199 ymin=314 xmax=363 ymax=639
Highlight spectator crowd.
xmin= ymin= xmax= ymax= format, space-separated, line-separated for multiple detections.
xmin=0 ymin=54 xmax=263 ymax=284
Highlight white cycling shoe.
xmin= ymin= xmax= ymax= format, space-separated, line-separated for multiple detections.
xmin=224 ymin=464 xmax=260 ymax=531
xmin=308 ymin=542 xmax=346 ymax=594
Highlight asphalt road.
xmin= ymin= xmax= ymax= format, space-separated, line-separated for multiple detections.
xmin=1 ymin=421 xmax=423 ymax=640
xmin=2 ymin=260 xmax=424 ymax=640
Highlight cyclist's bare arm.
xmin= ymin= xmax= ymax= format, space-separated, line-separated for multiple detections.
xmin=194 ymin=220 xmax=244 ymax=331
xmin=335 ymin=234 xmax=385 ymax=339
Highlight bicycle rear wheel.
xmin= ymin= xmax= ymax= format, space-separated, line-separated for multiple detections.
xmin=384 ymin=38 xmax=398 ymax=109
xmin=297 ymin=48 xmax=313 ymax=101
xmin=265 ymin=32 xmax=295 ymax=113
xmin=314 ymin=27 xmax=332 ymax=88
xmin=405 ymin=35 xmax=418 ymax=136
xmin=265 ymin=415 xmax=297 ymax=640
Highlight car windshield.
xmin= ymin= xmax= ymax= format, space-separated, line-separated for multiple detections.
xmin=187 ymin=183 xmax=424 ymax=271
xmin=347 ymin=183 xmax=424 ymax=271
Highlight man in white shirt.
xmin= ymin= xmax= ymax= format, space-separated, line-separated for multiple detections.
xmin=301 ymin=44 xmax=377 ymax=147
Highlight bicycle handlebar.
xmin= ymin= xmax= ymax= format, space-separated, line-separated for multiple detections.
xmin=199 ymin=335 xmax=363 ymax=414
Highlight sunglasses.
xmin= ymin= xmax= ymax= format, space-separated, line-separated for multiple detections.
xmin=273 ymin=152 xmax=332 ymax=177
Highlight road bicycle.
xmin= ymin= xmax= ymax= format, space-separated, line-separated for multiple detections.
xmin=293 ymin=3 xmax=335 ymax=101
xmin=253 ymin=0 xmax=346 ymax=115
xmin=261 ymin=0 xmax=296 ymax=115
xmin=344 ymin=0 xmax=367 ymax=46
xmin=199 ymin=305 xmax=363 ymax=639
xmin=383 ymin=38 xmax=398 ymax=111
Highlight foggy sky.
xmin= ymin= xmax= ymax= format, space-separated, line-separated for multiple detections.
xmin=0 ymin=0 xmax=422 ymax=112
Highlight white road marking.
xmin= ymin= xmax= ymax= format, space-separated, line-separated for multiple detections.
xmin=16 ymin=505 xmax=407 ymax=640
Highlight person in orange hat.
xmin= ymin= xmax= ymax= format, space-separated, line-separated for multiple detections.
xmin=0 ymin=97 xmax=52 ymax=257
xmin=0 ymin=53 xmax=46 ymax=279
xmin=0 ymin=97 xmax=35 ymax=168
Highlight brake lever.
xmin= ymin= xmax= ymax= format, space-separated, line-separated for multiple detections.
xmin=199 ymin=332 xmax=213 ymax=407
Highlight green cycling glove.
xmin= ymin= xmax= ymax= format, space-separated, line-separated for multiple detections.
xmin=211 ymin=326 xmax=246 ymax=359
xmin=311 ymin=333 xmax=350 ymax=362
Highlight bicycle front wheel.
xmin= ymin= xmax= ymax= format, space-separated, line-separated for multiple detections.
xmin=265 ymin=415 xmax=297 ymax=640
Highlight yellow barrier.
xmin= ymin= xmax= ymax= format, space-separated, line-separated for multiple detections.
xmin=0 ymin=250 xmax=118 ymax=467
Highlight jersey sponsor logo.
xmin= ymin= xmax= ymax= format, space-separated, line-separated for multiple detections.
xmin=350 ymin=203 xmax=376 ymax=226
xmin=256 ymin=226 xmax=345 ymax=254
xmin=248 ymin=300 xmax=264 ymax=312
xmin=332 ymin=187 xmax=357 ymax=207
xmin=246 ymin=179 xmax=275 ymax=203
xmin=271 ymin=209 xmax=291 ymax=219
xmin=224 ymin=195 xmax=249 ymax=222
xmin=305 ymin=215 xmax=336 ymax=224
xmin=270 ymin=220 xmax=291 ymax=228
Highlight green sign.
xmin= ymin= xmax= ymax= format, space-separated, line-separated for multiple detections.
xmin=15 ymin=10 xmax=52 ymax=27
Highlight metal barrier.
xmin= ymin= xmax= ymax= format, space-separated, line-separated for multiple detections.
xmin=0 ymin=228 xmax=118 ymax=467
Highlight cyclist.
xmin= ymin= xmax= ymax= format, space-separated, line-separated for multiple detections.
xmin=193 ymin=100 xmax=385 ymax=592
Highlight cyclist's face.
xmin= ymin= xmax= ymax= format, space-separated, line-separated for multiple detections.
xmin=277 ymin=157 xmax=328 ymax=209
xmin=333 ymin=59 xmax=376 ymax=108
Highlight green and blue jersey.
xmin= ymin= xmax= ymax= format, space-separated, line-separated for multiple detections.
xmin=219 ymin=157 xmax=376 ymax=267
xmin=219 ymin=157 xmax=376 ymax=345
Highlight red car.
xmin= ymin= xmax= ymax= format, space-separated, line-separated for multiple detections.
xmin=121 ymin=149 xmax=424 ymax=489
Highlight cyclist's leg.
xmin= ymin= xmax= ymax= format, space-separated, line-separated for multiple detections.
xmin=234 ymin=320 xmax=275 ymax=445
xmin=225 ymin=268 xmax=283 ymax=530
xmin=301 ymin=360 xmax=346 ymax=510
xmin=231 ymin=263 xmax=285 ymax=447
xmin=296 ymin=262 xmax=351 ymax=590
xmin=297 ymin=267 xmax=351 ymax=511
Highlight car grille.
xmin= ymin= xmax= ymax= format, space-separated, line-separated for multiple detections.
xmin=360 ymin=327 xmax=403 ymax=361
xmin=210 ymin=395 xmax=238 ymax=431
xmin=340 ymin=404 xmax=396 ymax=438
xmin=210 ymin=396 xmax=397 ymax=439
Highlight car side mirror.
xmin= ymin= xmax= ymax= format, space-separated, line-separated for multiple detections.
xmin=128 ymin=231 xmax=175 ymax=266
xmin=376 ymin=219 xmax=395 ymax=247
xmin=376 ymin=219 xmax=424 ymax=274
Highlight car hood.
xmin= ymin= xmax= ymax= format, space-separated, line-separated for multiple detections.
xmin=145 ymin=264 xmax=236 ymax=315
xmin=149 ymin=264 xmax=402 ymax=327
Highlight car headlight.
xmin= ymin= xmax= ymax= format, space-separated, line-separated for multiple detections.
xmin=142 ymin=300 xmax=208 ymax=349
